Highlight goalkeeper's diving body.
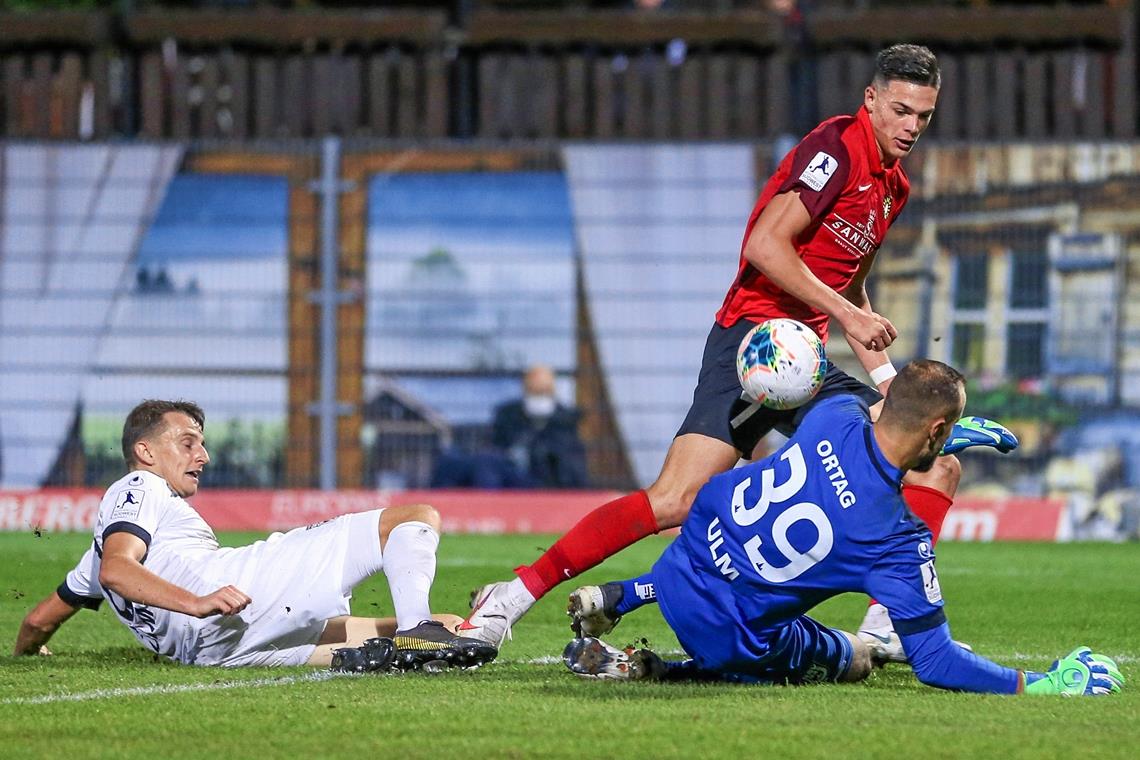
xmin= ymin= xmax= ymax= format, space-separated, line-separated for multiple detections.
xmin=564 ymin=361 xmax=1123 ymax=696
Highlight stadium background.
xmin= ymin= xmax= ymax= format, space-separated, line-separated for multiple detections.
xmin=1 ymin=0 xmax=1138 ymax=545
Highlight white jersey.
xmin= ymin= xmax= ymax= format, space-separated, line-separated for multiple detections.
xmin=58 ymin=544 xmax=103 ymax=610
xmin=83 ymin=470 xmax=385 ymax=666
xmin=90 ymin=470 xmax=221 ymax=660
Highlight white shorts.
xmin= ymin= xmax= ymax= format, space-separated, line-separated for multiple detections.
xmin=175 ymin=509 xmax=385 ymax=667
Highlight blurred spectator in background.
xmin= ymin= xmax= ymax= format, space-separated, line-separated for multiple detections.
xmin=492 ymin=365 xmax=588 ymax=489
xmin=431 ymin=364 xmax=588 ymax=489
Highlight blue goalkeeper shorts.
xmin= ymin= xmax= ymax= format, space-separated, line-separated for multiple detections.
xmin=652 ymin=553 xmax=853 ymax=685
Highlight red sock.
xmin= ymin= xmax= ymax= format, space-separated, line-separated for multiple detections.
xmin=515 ymin=490 xmax=658 ymax=599
xmin=868 ymin=485 xmax=953 ymax=609
xmin=902 ymin=484 xmax=954 ymax=544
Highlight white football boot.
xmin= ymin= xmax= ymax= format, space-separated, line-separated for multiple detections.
xmin=456 ymin=579 xmax=536 ymax=648
xmin=857 ymin=602 xmax=973 ymax=665
xmin=857 ymin=603 xmax=908 ymax=664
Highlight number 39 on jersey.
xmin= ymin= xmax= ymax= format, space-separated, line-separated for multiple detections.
xmin=708 ymin=442 xmax=838 ymax=585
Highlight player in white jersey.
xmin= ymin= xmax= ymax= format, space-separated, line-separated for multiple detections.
xmin=13 ymin=399 xmax=496 ymax=672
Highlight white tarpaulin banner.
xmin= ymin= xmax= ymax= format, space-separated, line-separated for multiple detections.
xmin=0 ymin=144 xmax=183 ymax=487
xmin=563 ymin=145 xmax=756 ymax=485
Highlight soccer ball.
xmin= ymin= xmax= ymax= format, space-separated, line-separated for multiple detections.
xmin=736 ymin=319 xmax=828 ymax=410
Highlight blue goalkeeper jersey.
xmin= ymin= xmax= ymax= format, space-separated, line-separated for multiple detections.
xmin=656 ymin=394 xmax=946 ymax=644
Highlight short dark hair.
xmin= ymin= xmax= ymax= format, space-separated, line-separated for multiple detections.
xmin=873 ymin=44 xmax=940 ymax=89
xmin=121 ymin=399 xmax=205 ymax=466
xmin=880 ymin=360 xmax=964 ymax=429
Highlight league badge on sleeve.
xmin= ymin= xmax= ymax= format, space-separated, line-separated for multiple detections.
xmin=111 ymin=489 xmax=145 ymax=520
xmin=799 ymin=151 xmax=838 ymax=192
xmin=920 ymin=559 xmax=942 ymax=604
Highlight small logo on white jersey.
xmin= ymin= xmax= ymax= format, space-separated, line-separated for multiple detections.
xmin=799 ymin=151 xmax=838 ymax=192
xmin=920 ymin=559 xmax=942 ymax=604
xmin=857 ymin=182 xmax=873 ymax=192
xmin=111 ymin=489 xmax=145 ymax=520
xmin=128 ymin=474 xmax=144 ymax=486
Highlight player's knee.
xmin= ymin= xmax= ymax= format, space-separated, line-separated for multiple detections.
xmin=380 ymin=503 xmax=441 ymax=542
xmin=838 ymin=633 xmax=872 ymax=683
xmin=905 ymin=453 xmax=961 ymax=498
xmin=644 ymin=483 xmax=696 ymax=529
xmin=403 ymin=503 xmax=441 ymax=532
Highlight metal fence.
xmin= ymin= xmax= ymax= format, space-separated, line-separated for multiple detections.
xmin=2 ymin=135 xmax=1139 ymax=538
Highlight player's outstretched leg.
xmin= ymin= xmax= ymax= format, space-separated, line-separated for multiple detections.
xmin=460 ymin=434 xmax=740 ymax=647
xmin=562 ymin=637 xmax=666 ymax=681
xmin=459 ymin=491 xmax=658 ymax=647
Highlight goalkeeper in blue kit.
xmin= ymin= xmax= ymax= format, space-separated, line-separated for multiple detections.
xmin=564 ymin=360 xmax=1123 ymax=696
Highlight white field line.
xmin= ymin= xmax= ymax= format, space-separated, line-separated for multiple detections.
xmin=1 ymin=653 xmax=678 ymax=705
xmin=982 ymin=652 xmax=1138 ymax=664
xmin=1 ymin=669 xmax=347 ymax=705
xmin=6 ymin=652 xmax=1134 ymax=705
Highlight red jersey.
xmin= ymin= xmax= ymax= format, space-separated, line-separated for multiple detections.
xmin=715 ymin=107 xmax=911 ymax=343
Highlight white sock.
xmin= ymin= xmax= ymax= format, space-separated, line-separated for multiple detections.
xmin=382 ymin=521 xmax=439 ymax=631
xmin=506 ymin=576 xmax=536 ymax=606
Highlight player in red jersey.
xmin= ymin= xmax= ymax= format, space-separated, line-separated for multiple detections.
xmin=460 ymin=44 xmax=1012 ymax=658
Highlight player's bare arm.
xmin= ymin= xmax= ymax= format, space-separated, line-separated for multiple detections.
xmin=13 ymin=591 xmax=81 ymax=655
xmin=744 ymin=191 xmax=896 ymax=351
xmin=842 ymin=251 xmax=897 ymax=394
xmin=99 ymin=531 xmax=251 ymax=618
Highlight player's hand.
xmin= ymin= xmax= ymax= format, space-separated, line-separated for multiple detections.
xmin=1024 ymin=647 xmax=1124 ymax=696
xmin=191 ymin=585 xmax=251 ymax=618
xmin=841 ymin=309 xmax=897 ymax=352
xmin=940 ymin=416 xmax=1019 ymax=455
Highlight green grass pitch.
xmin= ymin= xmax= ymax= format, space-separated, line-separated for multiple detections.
xmin=2 ymin=531 xmax=1139 ymax=758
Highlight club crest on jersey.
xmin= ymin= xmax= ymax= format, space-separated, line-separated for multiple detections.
xmin=111 ymin=489 xmax=145 ymax=520
xmin=799 ymin=151 xmax=838 ymax=192
xmin=883 ymin=195 xmax=893 ymax=218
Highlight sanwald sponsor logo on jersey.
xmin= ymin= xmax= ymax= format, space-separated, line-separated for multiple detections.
xmin=825 ymin=212 xmax=878 ymax=256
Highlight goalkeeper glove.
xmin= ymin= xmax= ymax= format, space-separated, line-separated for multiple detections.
xmin=941 ymin=416 xmax=1019 ymax=456
xmin=1024 ymin=647 xmax=1124 ymax=696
